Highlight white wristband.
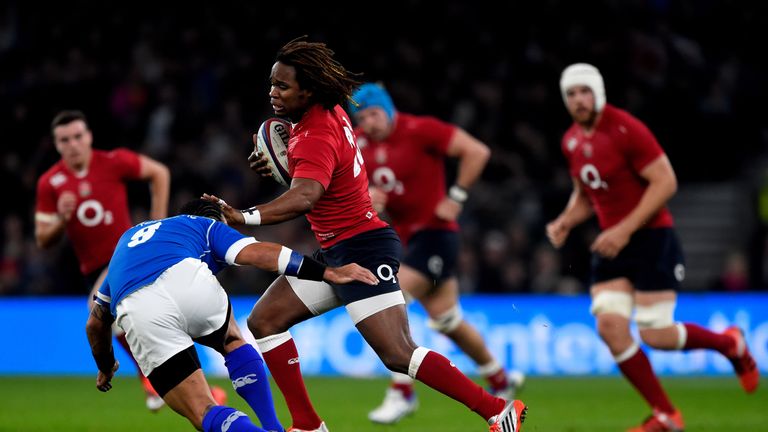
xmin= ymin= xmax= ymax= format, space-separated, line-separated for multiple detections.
xmin=448 ymin=185 xmax=468 ymax=203
xmin=241 ymin=207 xmax=261 ymax=225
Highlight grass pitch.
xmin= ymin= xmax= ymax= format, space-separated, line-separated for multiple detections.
xmin=0 ymin=376 xmax=765 ymax=431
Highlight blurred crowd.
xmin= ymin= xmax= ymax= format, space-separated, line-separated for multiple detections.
xmin=2 ymin=1 xmax=767 ymax=296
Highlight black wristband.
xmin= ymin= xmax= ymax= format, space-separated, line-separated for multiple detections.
xmin=94 ymin=346 xmax=116 ymax=375
xmin=296 ymin=256 xmax=327 ymax=281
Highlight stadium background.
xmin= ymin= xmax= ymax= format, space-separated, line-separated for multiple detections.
xmin=0 ymin=1 xmax=767 ymax=430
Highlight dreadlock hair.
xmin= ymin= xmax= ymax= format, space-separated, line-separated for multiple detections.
xmin=178 ymin=199 xmax=224 ymax=221
xmin=276 ymin=36 xmax=362 ymax=110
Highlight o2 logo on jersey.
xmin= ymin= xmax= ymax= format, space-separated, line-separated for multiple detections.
xmin=76 ymin=199 xmax=114 ymax=227
xmin=341 ymin=117 xmax=365 ymax=178
xmin=579 ymin=164 xmax=608 ymax=190
xmin=371 ymin=167 xmax=404 ymax=195
xmin=127 ymin=221 xmax=162 ymax=247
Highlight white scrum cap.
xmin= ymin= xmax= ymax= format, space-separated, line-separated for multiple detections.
xmin=560 ymin=63 xmax=606 ymax=112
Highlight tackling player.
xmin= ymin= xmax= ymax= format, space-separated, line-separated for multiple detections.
xmin=86 ymin=198 xmax=377 ymax=432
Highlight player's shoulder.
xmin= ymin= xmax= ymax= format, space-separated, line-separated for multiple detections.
xmin=99 ymin=147 xmax=140 ymax=160
xmin=400 ymin=112 xmax=448 ymax=129
xmin=561 ymin=123 xmax=580 ymax=146
xmin=294 ymin=105 xmax=349 ymax=149
xmin=602 ymin=104 xmax=647 ymax=131
xmin=167 ymin=214 xmax=211 ymax=227
xmin=37 ymin=161 xmax=68 ymax=188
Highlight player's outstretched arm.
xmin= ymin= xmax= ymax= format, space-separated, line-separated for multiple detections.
xmin=85 ymin=302 xmax=119 ymax=392
xmin=234 ymin=242 xmax=378 ymax=285
xmin=203 ymin=178 xmax=325 ymax=227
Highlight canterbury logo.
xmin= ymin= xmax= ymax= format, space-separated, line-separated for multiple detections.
xmin=221 ymin=410 xmax=247 ymax=431
xmin=288 ymin=357 xmax=300 ymax=365
xmin=231 ymin=374 xmax=259 ymax=389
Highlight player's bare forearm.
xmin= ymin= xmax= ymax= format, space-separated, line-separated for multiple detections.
xmin=559 ymin=184 xmax=593 ymax=229
xmin=448 ymin=129 xmax=491 ymax=188
xmin=34 ymin=219 xmax=66 ymax=249
xmin=255 ymin=178 xmax=324 ymax=225
xmin=148 ymin=173 xmax=170 ymax=220
xmin=85 ymin=303 xmax=116 ymax=373
xmin=149 ymin=170 xmax=170 ymax=220
xmin=234 ymin=242 xmax=283 ymax=271
xmin=140 ymin=155 xmax=171 ymax=220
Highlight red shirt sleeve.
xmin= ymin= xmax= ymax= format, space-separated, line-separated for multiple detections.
xmin=291 ymin=137 xmax=337 ymax=189
xmin=35 ymin=175 xmax=57 ymax=214
xmin=109 ymin=148 xmax=142 ymax=180
xmin=622 ymin=117 xmax=664 ymax=173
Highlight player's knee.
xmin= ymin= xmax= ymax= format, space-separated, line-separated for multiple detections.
xmin=638 ymin=328 xmax=666 ymax=348
xmin=590 ymin=290 xmax=633 ymax=319
xmin=380 ymin=355 xmax=410 ymax=375
xmin=634 ymin=301 xmax=676 ymax=332
xmin=591 ymin=291 xmax=633 ymax=343
xmin=596 ymin=314 xmax=631 ymax=346
xmin=376 ymin=346 xmax=415 ymax=374
xmin=247 ymin=313 xmax=285 ymax=339
xmin=427 ymin=304 xmax=463 ymax=334
xmin=636 ymin=302 xmax=678 ymax=348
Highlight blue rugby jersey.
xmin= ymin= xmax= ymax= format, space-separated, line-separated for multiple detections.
xmin=95 ymin=215 xmax=255 ymax=316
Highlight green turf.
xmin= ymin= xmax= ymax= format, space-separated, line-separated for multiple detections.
xmin=0 ymin=376 xmax=765 ymax=431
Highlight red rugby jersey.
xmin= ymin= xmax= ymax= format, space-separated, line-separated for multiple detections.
xmin=36 ymin=148 xmax=142 ymax=274
xmin=561 ymin=104 xmax=673 ymax=230
xmin=357 ymin=113 xmax=458 ymax=244
xmin=289 ymin=105 xmax=387 ymax=247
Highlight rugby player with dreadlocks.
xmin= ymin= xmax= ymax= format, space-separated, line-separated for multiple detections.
xmin=203 ymin=37 xmax=527 ymax=432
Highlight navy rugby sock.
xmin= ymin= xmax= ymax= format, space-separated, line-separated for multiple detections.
xmin=202 ymin=405 xmax=265 ymax=432
xmin=225 ymin=344 xmax=283 ymax=432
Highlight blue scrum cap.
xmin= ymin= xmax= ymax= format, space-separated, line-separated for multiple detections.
xmin=349 ymin=83 xmax=396 ymax=121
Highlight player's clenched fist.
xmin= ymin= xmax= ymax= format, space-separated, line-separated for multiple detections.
xmin=57 ymin=191 xmax=77 ymax=221
xmin=546 ymin=218 xmax=570 ymax=249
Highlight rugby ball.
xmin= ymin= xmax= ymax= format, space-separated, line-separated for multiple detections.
xmin=255 ymin=117 xmax=292 ymax=187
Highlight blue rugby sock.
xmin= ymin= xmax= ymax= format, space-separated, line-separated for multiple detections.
xmin=225 ymin=344 xmax=284 ymax=432
xmin=202 ymin=405 xmax=265 ymax=432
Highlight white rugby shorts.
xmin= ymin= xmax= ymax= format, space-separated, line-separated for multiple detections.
xmin=115 ymin=258 xmax=229 ymax=376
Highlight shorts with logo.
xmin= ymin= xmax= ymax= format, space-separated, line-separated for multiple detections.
xmin=286 ymin=227 xmax=405 ymax=324
xmin=591 ymin=227 xmax=685 ymax=291
xmin=403 ymin=229 xmax=459 ymax=284
xmin=316 ymin=226 xmax=403 ymax=303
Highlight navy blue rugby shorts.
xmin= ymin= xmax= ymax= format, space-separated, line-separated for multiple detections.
xmin=402 ymin=229 xmax=459 ymax=285
xmin=591 ymin=227 xmax=685 ymax=291
xmin=315 ymin=226 xmax=403 ymax=304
